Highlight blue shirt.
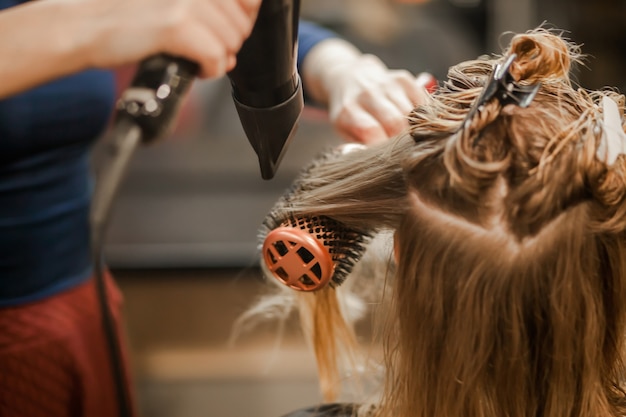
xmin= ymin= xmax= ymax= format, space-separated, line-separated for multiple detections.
xmin=0 ymin=4 xmax=336 ymax=306
xmin=0 ymin=68 xmax=116 ymax=306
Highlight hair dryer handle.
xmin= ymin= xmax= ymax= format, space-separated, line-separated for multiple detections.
xmin=115 ymin=54 xmax=199 ymax=143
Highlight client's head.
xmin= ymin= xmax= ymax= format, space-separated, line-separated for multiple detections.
xmin=390 ymin=30 xmax=626 ymax=417
xmin=255 ymin=28 xmax=626 ymax=417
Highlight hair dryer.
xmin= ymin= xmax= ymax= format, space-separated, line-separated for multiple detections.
xmin=112 ymin=0 xmax=302 ymax=179
xmin=113 ymin=0 xmax=303 ymax=179
xmin=94 ymin=0 xmax=303 ymax=277
xmin=95 ymin=0 xmax=303 ymax=242
xmin=227 ymin=0 xmax=303 ymax=180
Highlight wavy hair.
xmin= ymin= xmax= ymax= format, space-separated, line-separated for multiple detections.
xmin=248 ymin=28 xmax=626 ymax=417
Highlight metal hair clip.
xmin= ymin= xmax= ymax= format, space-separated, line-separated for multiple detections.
xmin=464 ymin=53 xmax=541 ymax=125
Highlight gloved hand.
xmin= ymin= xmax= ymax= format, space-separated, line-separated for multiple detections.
xmin=301 ymin=38 xmax=434 ymax=145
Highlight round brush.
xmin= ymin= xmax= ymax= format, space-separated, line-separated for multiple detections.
xmin=259 ymin=145 xmax=372 ymax=291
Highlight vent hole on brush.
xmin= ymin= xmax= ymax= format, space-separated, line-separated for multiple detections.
xmin=266 ymin=249 xmax=277 ymax=263
xmin=275 ymin=267 xmax=288 ymax=281
xmin=273 ymin=240 xmax=288 ymax=256
xmin=310 ymin=263 xmax=322 ymax=279
xmin=299 ymin=274 xmax=315 ymax=286
xmin=297 ymin=247 xmax=314 ymax=264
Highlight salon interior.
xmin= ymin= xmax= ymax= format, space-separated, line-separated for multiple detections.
xmin=103 ymin=0 xmax=626 ymax=416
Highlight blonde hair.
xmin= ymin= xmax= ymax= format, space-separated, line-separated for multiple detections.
xmin=252 ymin=28 xmax=626 ymax=417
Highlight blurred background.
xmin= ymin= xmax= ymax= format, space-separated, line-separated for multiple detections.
xmin=102 ymin=0 xmax=626 ymax=415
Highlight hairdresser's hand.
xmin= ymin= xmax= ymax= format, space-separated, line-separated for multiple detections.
xmin=84 ymin=0 xmax=262 ymax=78
xmin=0 ymin=0 xmax=261 ymax=98
xmin=301 ymin=38 xmax=432 ymax=145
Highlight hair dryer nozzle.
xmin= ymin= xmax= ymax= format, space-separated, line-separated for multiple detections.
xmin=233 ymin=78 xmax=303 ymax=179
xmin=228 ymin=0 xmax=302 ymax=179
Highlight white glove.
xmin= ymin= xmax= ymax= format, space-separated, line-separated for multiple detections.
xmin=301 ymin=38 xmax=434 ymax=144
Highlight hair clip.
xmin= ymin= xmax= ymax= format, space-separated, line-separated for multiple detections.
xmin=596 ymin=95 xmax=626 ymax=166
xmin=464 ymin=53 xmax=541 ymax=125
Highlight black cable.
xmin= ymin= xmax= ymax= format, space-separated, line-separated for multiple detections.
xmin=89 ymin=54 xmax=199 ymax=417
xmin=90 ymin=118 xmax=142 ymax=417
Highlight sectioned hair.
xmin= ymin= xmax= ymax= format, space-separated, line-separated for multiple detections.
xmin=248 ymin=28 xmax=626 ymax=417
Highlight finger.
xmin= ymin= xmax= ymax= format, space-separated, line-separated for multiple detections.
xmin=384 ymin=83 xmax=416 ymax=115
xmin=415 ymin=72 xmax=437 ymax=93
xmin=201 ymin=1 xmax=249 ymax=53
xmin=237 ymin=0 xmax=263 ymax=18
xmin=358 ymin=94 xmax=409 ymax=137
xmin=393 ymin=70 xmax=430 ymax=106
xmin=175 ymin=27 xmax=228 ymax=78
xmin=333 ymin=105 xmax=390 ymax=145
xmin=211 ymin=0 xmax=258 ymax=44
xmin=226 ymin=55 xmax=237 ymax=72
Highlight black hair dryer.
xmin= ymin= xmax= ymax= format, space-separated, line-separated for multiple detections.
xmin=227 ymin=0 xmax=303 ymax=180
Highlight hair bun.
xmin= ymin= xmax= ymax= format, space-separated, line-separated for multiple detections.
xmin=508 ymin=31 xmax=572 ymax=83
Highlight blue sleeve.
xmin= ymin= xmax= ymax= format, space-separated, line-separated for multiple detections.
xmin=297 ymin=20 xmax=339 ymax=104
xmin=297 ymin=20 xmax=338 ymax=70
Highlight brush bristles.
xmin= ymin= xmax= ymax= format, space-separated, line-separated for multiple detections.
xmin=259 ymin=148 xmax=373 ymax=288
xmin=284 ymin=215 xmax=372 ymax=288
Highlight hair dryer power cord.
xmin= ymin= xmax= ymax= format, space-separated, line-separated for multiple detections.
xmin=90 ymin=118 xmax=142 ymax=417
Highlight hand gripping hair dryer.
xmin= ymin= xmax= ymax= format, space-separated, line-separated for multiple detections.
xmin=111 ymin=0 xmax=303 ymax=180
